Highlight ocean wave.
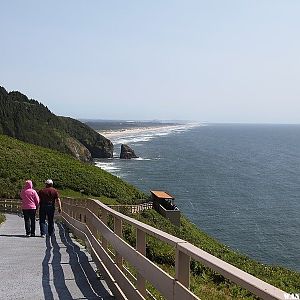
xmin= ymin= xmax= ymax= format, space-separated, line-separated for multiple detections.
xmin=114 ymin=135 xmax=154 ymax=144
xmin=133 ymin=157 xmax=151 ymax=161
xmin=95 ymin=122 xmax=201 ymax=173
xmin=94 ymin=161 xmax=120 ymax=172
xmin=100 ymin=122 xmax=202 ymax=145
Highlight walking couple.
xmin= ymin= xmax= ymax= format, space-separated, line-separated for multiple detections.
xmin=20 ymin=179 xmax=62 ymax=237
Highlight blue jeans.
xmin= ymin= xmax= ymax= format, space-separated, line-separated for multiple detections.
xmin=23 ymin=209 xmax=36 ymax=235
xmin=39 ymin=205 xmax=55 ymax=235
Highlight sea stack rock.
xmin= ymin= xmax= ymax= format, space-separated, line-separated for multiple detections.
xmin=120 ymin=144 xmax=138 ymax=159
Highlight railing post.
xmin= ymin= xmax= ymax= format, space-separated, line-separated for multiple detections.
xmin=69 ymin=201 xmax=74 ymax=219
xmin=101 ymin=210 xmax=108 ymax=250
xmin=84 ymin=213 xmax=93 ymax=253
xmin=175 ymin=248 xmax=190 ymax=288
xmin=136 ymin=228 xmax=147 ymax=297
xmin=114 ymin=216 xmax=123 ymax=269
xmin=87 ymin=211 xmax=98 ymax=240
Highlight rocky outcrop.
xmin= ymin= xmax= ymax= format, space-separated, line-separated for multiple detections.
xmin=120 ymin=144 xmax=138 ymax=159
xmin=65 ymin=137 xmax=92 ymax=162
xmin=59 ymin=116 xmax=114 ymax=158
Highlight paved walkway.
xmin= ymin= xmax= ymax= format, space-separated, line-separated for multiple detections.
xmin=0 ymin=214 xmax=114 ymax=300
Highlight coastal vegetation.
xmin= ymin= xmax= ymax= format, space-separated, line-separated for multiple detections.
xmin=0 ymin=134 xmax=144 ymax=202
xmin=0 ymin=213 xmax=5 ymax=224
xmin=130 ymin=210 xmax=300 ymax=299
xmin=0 ymin=133 xmax=299 ymax=299
xmin=0 ymin=86 xmax=113 ymax=161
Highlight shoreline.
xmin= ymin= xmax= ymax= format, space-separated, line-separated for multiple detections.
xmin=98 ymin=122 xmax=201 ymax=140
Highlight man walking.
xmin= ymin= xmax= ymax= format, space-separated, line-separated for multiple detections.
xmin=38 ymin=179 xmax=62 ymax=237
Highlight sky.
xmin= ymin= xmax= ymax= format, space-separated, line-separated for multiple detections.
xmin=1 ymin=1 xmax=300 ymax=123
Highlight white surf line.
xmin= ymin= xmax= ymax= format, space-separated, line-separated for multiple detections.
xmin=98 ymin=125 xmax=178 ymax=139
xmin=188 ymin=199 xmax=195 ymax=210
xmin=98 ymin=123 xmax=201 ymax=140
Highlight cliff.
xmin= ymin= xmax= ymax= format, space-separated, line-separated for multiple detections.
xmin=0 ymin=86 xmax=113 ymax=161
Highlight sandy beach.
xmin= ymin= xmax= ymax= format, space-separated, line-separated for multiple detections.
xmin=98 ymin=123 xmax=200 ymax=140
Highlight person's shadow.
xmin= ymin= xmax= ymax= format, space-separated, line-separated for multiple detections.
xmin=42 ymin=222 xmax=114 ymax=299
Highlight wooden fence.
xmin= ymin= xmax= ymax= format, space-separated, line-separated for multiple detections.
xmin=0 ymin=199 xmax=153 ymax=215
xmin=0 ymin=199 xmax=21 ymax=213
xmin=108 ymin=202 xmax=153 ymax=214
xmin=61 ymin=197 xmax=287 ymax=300
xmin=0 ymin=198 xmax=288 ymax=299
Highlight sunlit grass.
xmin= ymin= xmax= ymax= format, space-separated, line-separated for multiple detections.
xmin=0 ymin=134 xmax=145 ymax=203
xmin=0 ymin=213 xmax=5 ymax=224
xmin=125 ymin=209 xmax=300 ymax=299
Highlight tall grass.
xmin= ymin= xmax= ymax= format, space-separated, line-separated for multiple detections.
xmin=0 ymin=134 xmax=145 ymax=203
xmin=0 ymin=213 xmax=5 ymax=224
xmin=126 ymin=209 xmax=300 ymax=299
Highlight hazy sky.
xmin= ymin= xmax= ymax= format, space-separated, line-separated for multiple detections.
xmin=1 ymin=1 xmax=300 ymax=123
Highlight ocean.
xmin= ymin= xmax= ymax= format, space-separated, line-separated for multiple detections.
xmin=95 ymin=123 xmax=300 ymax=272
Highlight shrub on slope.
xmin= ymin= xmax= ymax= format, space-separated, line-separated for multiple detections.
xmin=124 ymin=209 xmax=300 ymax=299
xmin=0 ymin=213 xmax=5 ymax=224
xmin=0 ymin=134 xmax=144 ymax=203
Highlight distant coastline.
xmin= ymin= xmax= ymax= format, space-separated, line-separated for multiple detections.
xmin=85 ymin=120 xmax=181 ymax=132
xmin=98 ymin=123 xmax=197 ymax=140
xmin=93 ymin=121 xmax=201 ymax=173
xmin=94 ymin=123 xmax=300 ymax=273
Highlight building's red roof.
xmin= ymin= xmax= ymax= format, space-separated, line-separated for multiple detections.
xmin=150 ymin=190 xmax=174 ymax=199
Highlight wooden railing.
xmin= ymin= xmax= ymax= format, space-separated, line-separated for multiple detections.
xmin=108 ymin=202 xmax=153 ymax=214
xmin=0 ymin=199 xmax=21 ymax=213
xmin=0 ymin=199 xmax=153 ymax=215
xmin=61 ymin=197 xmax=287 ymax=300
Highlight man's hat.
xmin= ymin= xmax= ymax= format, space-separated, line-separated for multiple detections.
xmin=45 ymin=179 xmax=53 ymax=185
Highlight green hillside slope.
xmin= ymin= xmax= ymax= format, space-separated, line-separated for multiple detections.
xmin=1 ymin=135 xmax=299 ymax=299
xmin=0 ymin=86 xmax=113 ymax=161
xmin=131 ymin=210 xmax=300 ymax=299
xmin=0 ymin=213 xmax=5 ymax=224
xmin=0 ymin=134 xmax=144 ymax=202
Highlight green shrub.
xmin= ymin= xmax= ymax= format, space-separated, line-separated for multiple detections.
xmin=2 ymin=134 xmax=299 ymax=299
xmin=0 ymin=213 xmax=5 ymax=224
xmin=127 ymin=209 xmax=300 ymax=299
xmin=0 ymin=134 xmax=145 ymax=203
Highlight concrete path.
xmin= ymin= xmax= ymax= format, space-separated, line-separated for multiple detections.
xmin=0 ymin=214 xmax=114 ymax=300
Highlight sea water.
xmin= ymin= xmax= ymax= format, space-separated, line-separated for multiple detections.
xmin=95 ymin=123 xmax=300 ymax=272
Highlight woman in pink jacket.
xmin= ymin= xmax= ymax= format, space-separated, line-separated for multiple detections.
xmin=20 ymin=180 xmax=40 ymax=237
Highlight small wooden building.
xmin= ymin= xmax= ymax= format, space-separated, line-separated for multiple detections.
xmin=150 ymin=190 xmax=180 ymax=226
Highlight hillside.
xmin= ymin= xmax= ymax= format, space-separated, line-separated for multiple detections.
xmin=131 ymin=210 xmax=300 ymax=299
xmin=0 ymin=213 xmax=4 ymax=224
xmin=0 ymin=134 xmax=299 ymax=299
xmin=0 ymin=134 xmax=144 ymax=202
xmin=0 ymin=86 xmax=113 ymax=161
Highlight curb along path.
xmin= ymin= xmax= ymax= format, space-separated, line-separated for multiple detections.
xmin=0 ymin=214 xmax=114 ymax=300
